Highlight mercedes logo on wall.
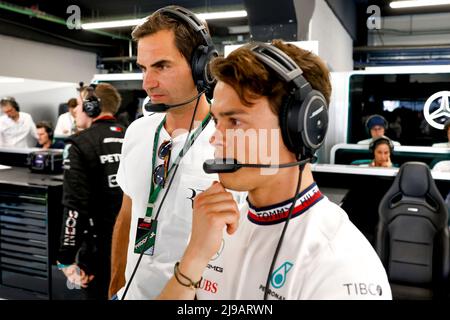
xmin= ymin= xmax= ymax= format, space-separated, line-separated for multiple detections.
xmin=423 ymin=91 xmax=450 ymax=130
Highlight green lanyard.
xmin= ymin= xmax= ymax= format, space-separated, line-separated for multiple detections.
xmin=145 ymin=113 xmax=211 ymax=218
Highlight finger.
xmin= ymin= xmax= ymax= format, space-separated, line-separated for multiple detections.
xmin=197 ymin=191 xmax=235 ymax=206
xmin=199 ymin=200 xmax=239 ymax=214
xmin=203 ymin=181 xmax=226 ymax=195
xmin=210 ymin=210 xmax=240 ymax=234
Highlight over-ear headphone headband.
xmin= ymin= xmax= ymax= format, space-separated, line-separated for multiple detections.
xmin=157 ymin=7 xmax=213 ymax=47
xmin=365 ymin=114 xmax=387 ymax=132
xmin=369 ymin=136 xmax=394 ymax=154
xmin=156 ymin=6 xmax=218 ymax=99
xmin=249 ymin=43 xmax=309 ymax=94
xmin=248 ymin=42 xmax=329 ymax=159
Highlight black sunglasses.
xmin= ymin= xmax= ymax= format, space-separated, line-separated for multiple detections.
xmin=153 ymin=140 xmax=172 ymax=188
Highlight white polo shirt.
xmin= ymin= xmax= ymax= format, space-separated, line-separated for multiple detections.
xmin=116 ymin=113 xmax=245 ymax=300
xmin=54 ymin=112 xmax=76 ymax=136
xmin=0 ymin=112 xmax=37 ymax=148
xmin=197 ymin=183 xmax=392 ymax=300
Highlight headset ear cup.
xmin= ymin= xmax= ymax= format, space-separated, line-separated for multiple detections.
xmin=191 ymin=45 xmax=218 ymax=100
xmin=279 ymin=96 xmax=296 ymax=155
xmin=83 ymin=98 xmax=101 ymax=118
xmin=302 ymin=90 xmax=328 ymax=152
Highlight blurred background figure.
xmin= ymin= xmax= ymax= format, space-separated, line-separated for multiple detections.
xmin=55 ymin=98 xmax=78 ymax=137
xmin=0 ymin=96 xmax=37 ymax=148
xmin=432 ymin=119 xmax=450 ymax=148
xmin=358 ymin=114 xmax=400 ymax=146
xmin=36 ymin=121 xmax=65 ymax=149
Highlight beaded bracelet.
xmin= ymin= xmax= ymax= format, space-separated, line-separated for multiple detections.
xmin=173 ymin=262 xmax=202 ymax=290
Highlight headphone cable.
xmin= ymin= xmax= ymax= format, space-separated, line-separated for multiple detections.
xmin=121 ymin=96 xmax=202 ymax=300
xmin=263 ymin=163 xmax=306 ymax=300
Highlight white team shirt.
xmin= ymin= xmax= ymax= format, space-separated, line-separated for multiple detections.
xmin=54 ymin=112 xmax=76 ymax=136
xmin=0 ymin=112 xmax=37 ymax=148
xmin=197 ymin=183 xmax=392 ymax=300
xmin=116 ymin=113 xmax=244 ymax=300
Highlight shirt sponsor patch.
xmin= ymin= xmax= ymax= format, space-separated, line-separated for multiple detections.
xmin=100 ymin=153 xmax=121 ymax=164
xmin=108 ymin=174 xmax=119 ymax=188
xmin=103 ymin=137 xmax=124 ymax=144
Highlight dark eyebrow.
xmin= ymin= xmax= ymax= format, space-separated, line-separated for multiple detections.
xmin=219 ymin=110 xmax=247 ymax=117
xmin=136 ymin=62 xmax=145 ymax=70
xmin=151 ymin=59 xmax=171 ymax=68
xmin=211 ymin=109 xmax=248 ymax=120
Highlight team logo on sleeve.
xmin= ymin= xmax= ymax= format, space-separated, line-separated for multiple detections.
xmin=270 ymin=261 xmax=293 ymax=289
xmin=109 ymin=126 xmax=123 ymax=133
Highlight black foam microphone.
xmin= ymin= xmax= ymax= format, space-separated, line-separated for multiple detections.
xmin=144 ymin=90 xmax=205 ymax=113
xmin=203 ymin=158 xmax=312 ymax=174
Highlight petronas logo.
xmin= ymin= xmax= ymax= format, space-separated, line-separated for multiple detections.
xmin=270 ymin=261 xmax=293 ymax=289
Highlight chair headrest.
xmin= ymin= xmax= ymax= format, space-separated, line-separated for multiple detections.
xmin=399 ymin=162 xmax=430 ymax=197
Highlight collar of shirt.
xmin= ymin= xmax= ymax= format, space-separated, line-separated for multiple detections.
xmin=247 ymin=183 xmax=324 ymax=226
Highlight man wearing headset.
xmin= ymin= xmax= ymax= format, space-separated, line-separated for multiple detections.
xmin=158 ymin=41 xmax=391 ymax=300
xmin=35 ymin=121 xmax=65 ymax=149
xmin=0 ymin=97 xmax=38 ymax=148
xmin=56 ymin=83 xmax=125 ymax=299
xmin=109 ymin=6 xmax=236 ymax=300
xmin=357 ymin=114 xmax=400 ymax=146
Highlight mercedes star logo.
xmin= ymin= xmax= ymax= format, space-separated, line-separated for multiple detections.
xmin=423 ymin=91 xmax=450 ymax=130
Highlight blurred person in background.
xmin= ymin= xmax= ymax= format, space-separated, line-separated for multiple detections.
xmin=0 ymin=96 xmax=37 ymax=148
xmin=35 ymin=121 xmax=65 ymax=149
xmin=55 ymin=98 xmax=78 ymax=137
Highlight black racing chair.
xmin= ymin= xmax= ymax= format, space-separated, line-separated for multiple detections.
xmin=376 ymin=162 xmax=450 ymax=299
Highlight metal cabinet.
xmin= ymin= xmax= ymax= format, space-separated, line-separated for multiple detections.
xmin=0 ymin=168 xmax=62 ymax=299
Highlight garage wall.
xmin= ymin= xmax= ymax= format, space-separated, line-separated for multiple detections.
xmin=0 ymin=34 xmax=97 ymax=84
xmin=308 ymin=0 xmax=354 ymax=71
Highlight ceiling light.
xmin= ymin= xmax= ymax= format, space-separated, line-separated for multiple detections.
xmin=0 ymin=77 xmax=25 ymax=83
xmin=196 ymin=10 xmax=247 ymax=20
xmin=82 ymin=10 xmax=247 ymax=30
xmin=82 ymin=19 xmax=144 ymax=30
xmin=390 ymin=0 xmax=450 ymax=9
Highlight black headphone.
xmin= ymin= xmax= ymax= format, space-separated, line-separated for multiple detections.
xmin=82 ymin=85 xmax=101 ymax=118
xmin=156 ymin=6 xmax=218 ymax=100
xmin=369 ymin=136 xmax=394 ymax=156
xmin=365 ymin=114 xmax=387 ymax=134
xmin=249 ymin=43 xmax=329 ymax=160
xmin=1 ymin=97 xmax=20 ymax=112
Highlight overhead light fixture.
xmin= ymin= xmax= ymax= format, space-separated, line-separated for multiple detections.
xmin=82 ymin=19 xmax=144 ymax=30
xmin=390 ymin=0 xmax=450 ymax=9
xmin=196 ymin=10 xmax=247 ymax=20
xmin=82 ymin=10 xmax=247 ymax=30
xmin=0 ymin=77 xmax=25 ymax=83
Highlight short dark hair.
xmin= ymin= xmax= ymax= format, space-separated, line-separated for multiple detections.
xmin=67 ymin=98 xmax=78 ymax=109
xmin=36 ymin=121 xmax=54 ymax=139
xmin=1 ymin=96 xmax=20 ymax=112
xmin=131 ymin=5 xmax=210 ymax=65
